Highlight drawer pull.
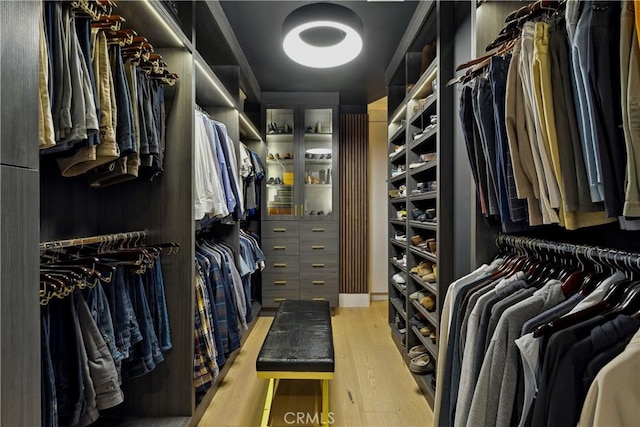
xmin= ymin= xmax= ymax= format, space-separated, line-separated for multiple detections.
xmin=274 ymin=298 xmax=287 ymax=303
xmin=312 ymin=298 xmax=326 ymax=301
xmin=273 ymin=228 xmax=286 ymax=232
xmin=312 ymin=280 xmax=325 ymax=285
xmin=273 ymin=246 xmax=286 ymax=250
xmin=312 ymin=263 xmax=325 ymax=268
xmin=312 ymin=228 xmax=325 ymax=232
xmin=273 ymin=263 xmax=287 ymax=268
xmin=312 ymin=245 xmax=325 ymax=250
xmin=274 ymin=281 xmax=287 ymax=286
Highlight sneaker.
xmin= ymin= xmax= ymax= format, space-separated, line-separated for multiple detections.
xmin=408 ymin=345 xmax=428 ymax=358
xmin=392 ymin=273 xmax=406 ymax=284
xmin=409 ymin=162 xmax=426 ymax=169
xmin=410 ymin=354 xmax=434 ymax=374
xmin=410 ymin=291 xmax=426 ymax=301
xmin=394 ymin=233 xmax=407 ymax=242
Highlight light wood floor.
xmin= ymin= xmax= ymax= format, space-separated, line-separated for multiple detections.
xmin=198 ymin=301 xmax=433 ymax=427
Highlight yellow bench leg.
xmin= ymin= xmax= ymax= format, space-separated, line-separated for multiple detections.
xmin=322 ymin=379 xmax=330 ymax=427
xmin=261 ymin=378 xmax=275 ymax=427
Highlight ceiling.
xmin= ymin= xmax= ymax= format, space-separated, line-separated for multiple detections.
xmin=219 ymin=1 xmax=419 ymax=106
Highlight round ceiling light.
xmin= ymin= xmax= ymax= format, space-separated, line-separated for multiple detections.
xmin=283 ymin=3 xmax=363 ymax=68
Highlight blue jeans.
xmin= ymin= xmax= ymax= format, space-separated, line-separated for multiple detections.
xmin=112 ymin=45 xmax=136 ymax=156
xmin=49 ymin=296 xmax=83 ymax=426
xmin=143 ymin=256 xmax=172 ymax=352
xmin=41 ymin=304 xmax=58 ymax=427
xmin=85 ymin=282 xmax=123 ymax=365
xmin=105 ymin=266 xmax=142 ymax=361
xmin=122 ymin=271 xmax=164 ymax=379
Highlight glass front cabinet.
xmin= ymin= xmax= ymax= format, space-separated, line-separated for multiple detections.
xmin=261 ymin=99 xmax=339 ymax=308
xmin=263 ymin=106 xmax=338 ymax=221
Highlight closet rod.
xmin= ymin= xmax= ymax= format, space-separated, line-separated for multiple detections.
xmin=40 ymin=230 xmax=148 ymax=251
xmin=496 ymin=234 xmax=640 ymax=268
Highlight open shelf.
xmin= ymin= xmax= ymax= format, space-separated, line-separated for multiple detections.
xmin=390 ymin=258 xmax=408 ymax=272
xmin=409 ymin=273 xmax=438 ymax=294
xmin=411 ymin=325 xmax=438 ymax=360
xmin=390 ymin=238 xmax=407 ymax=248
xmin=390 ymin=173 xmax=407 ymax=184
xmin=409 ymin=159 xmax=438 ymax=175
xmin=389 ymin=197 xmax=407 ymax=204
xmin=390 ymin=218 xmax=407 ymax=226
xmin=411 ymin=299 xmax=438 ymax=327
xmin=410 ymin=191 xmax=437 ymax=201
xmin=390 ymin=297 xmax=408 ymax=320
xmin=409 ymin=246 xmax=438 ymax=263
xmin=388 ymin=123 xmax=407 ymax=143
xmin=409 ymin=221 xmax=437 ymax=231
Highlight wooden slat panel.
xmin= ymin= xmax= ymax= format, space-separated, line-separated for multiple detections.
xmin=339 ymin=114 xmax=368 ymax=294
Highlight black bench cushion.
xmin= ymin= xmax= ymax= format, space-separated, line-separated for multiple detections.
xmin=256 ymin=300 xmax=334 ymax=373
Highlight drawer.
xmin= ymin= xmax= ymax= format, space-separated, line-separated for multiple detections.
xmin=299 ymin=239 xmax=338 ymax=256
xmin=300 ymin=288 xmax=339 ymax=307
xmin=262 ymin=238 xmax=299 ymax=255
xmin=300 ymin=221 xmax=338 ymax=237
xmin=299 ymin=274 xmax=338 ymax=291
xmin=262 ymin=221 xmax=299 ymax=239
xmin=261 ymin=289 xmax=300 ymax=308
xmin=263 ymin=254 xmax=299 ymax=275
xmin=262 ymin=272 xmax=299 ymax=290
xmin=299 ymin=256 xmax=338 ymax=273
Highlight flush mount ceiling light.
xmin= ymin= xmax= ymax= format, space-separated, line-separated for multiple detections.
xmin=283 ymin=3 xmax=363 ymax=68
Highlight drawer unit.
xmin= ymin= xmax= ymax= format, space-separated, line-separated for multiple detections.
xmin=262 ymin=221 xmax=299 ymax=239
xmin=299 ymin=239 xmax=338 ymax=257
xmin=262 ymin=237 xmax=300 ymax=256
xmin=263 ymin=254 xmax=300 ymax=275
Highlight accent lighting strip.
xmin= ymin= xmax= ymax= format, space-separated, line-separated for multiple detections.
xmin=239 ymin=113 xmax=263 ymax=141
xmin=391 ymin=104 xmax=406 ymax=124
xmin=195 ymin=59 xmax=236 ymax=108
xmin=412 ymin=67 xmax=438 ymax=100
xmin=141 ymin=0 xmax=184 ymax=47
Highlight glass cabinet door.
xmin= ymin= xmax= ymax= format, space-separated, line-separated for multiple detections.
xmin=302 ymin=108 xmax=334 ymax=218
xmin=265 ymin=108 xmax=297 ymax=219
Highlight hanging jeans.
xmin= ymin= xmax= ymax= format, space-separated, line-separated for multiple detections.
xmin=41 ymin=305 xmax=58 ymax=427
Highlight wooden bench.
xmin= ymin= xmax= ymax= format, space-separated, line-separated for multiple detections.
xmin=256 ymin=300 xmax=335 ymax=427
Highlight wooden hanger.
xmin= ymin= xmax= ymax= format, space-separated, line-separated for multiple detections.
xmin=504 ymin=0 xmax=559 ymax=23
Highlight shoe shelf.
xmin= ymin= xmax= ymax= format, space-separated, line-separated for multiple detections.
xmin=409 ymin=191 xmax=437 ymax=201
xmin=409 ymin=221 xmax=437 ymax=231
xmin=390 ymin=279 xmax=406 ymax=294
xmin=304 ymin=159 xmax=333 ymax=165
xmin=409 ymin=159 xmax=438 ymax=175
xmin=390 ymin=323 xmax=406 ymax=353
xmin=409 ymin=246 xmax=437 ymax=263
xmin=388 ymin=122 xmax=407 ymax=144
xmin=412 ymin=371 xmax=436 ymax=406
xmin=409 ymin=94 xmax=437 ymax=125
xmin=410 ymin=272 xmax=437 ymax=295
xmin=390 ymin=238 xmax=407 ymax=248
xmin=391 ymin=297 xmax=408 ymax=320
xmin=390 ymin=173 xmax=407 ymax=184
xmin=407 ymin=60 xmax=438 ymax=101
xmin=390 ymin=148 xmax=407 ymax=163
xmin=411 ymin=325 xmax=438 ymax=360
xmin=410 ymin=127 xmax=437 ymax=151
xmin=389 ymin=196 xmax=407 ymax=204
xmin=305 ymin=184 xmax=332 ymax=188
xmin=267 ymin=159 xmax=294 ymax=164
xmin=266 ymin=184 xmax=293 ymax=188
xmin=266 ymin=133 xmax=294 ymax=142
xmin=390 ymin=258 xmax=407 ymax=272
xmin=410 ymin=299 xmax=438 ymax=327
xmin=390 ymin=218 xmax=406 ymax=226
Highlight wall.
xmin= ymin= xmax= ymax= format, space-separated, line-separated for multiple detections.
xmin=368 ymin=97 xmax=389 ymax=299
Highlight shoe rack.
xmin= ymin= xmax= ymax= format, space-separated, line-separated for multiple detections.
xmin=386 ymin=0 xmax=455 ymax=406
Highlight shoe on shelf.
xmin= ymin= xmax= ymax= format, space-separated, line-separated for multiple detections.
xmin=412 ymin=208 xmax=425 ymax=220
xmin=409 ymin=291 xmax=426 ymax=301
xmin=394 ymin=233 xmax=407 ymax=242
xmin=422 ymin=272 xmax=437 ymax=283
xmin=420 ymin=152 xmax=437 ymax=162
xmin=392 ymin=273 xmax=406 ymax=284
xmin=408 ymin=345 xmax=428 ymax=358
xmin=410 ymin=354 xmax=434 ymax=374
xmin=411 ymin=235 xmax=424 ymax=246
xmin=267 ymin=177 xmax=275 ymax=185
xmin=284 ymin=152 xmax=293 ymax=159
xmin=420 ymin=295 xmax=436 ymax=312
xmin=267 ymin=153 xmax=275 ymax=160
xmin=274 ymin=177 xmax=283 ymax=185
xmin=420 ymin=325 xmax=435 ymax=337
xmin=430 ymin=332 xmax=437 ymax=344
xmin=409 ymin=162 xmax=426 ymax=169
xmin=274 ymin=153 xmax=281 ymax=160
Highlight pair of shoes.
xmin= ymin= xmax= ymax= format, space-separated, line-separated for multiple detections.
xmin=410 ymin=260 xmax=433 ymax=274
xmin=408 ymin=344 xmax=428 ymax=358
xmin=420 ymin=324 xmax=435 ymax=337
xmin=267 ymin=123 xmax=277 ymax=134
xmin=284 ymin=153 xmax=293 ymax=159
xmin=410 ymin=353 xmax=434 ymax=374
xmin=420 ymin=152 xmax=437 ymax=162
xmin=394 ymin=232 xmax=406 ymax=242
xmin=268 ymin=177 xmax=282 ymax=185
xmin=396 ymin=209 xmax=406 ymax=219
xmin=267 ymin=153 xmax=275 ymax=160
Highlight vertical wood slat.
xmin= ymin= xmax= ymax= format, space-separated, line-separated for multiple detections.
xmin=339 ymin=114 xmax=368 ymax=294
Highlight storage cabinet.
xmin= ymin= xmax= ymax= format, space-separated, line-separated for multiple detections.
xmin=261 ymin=94 xmax=339 ymax=308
